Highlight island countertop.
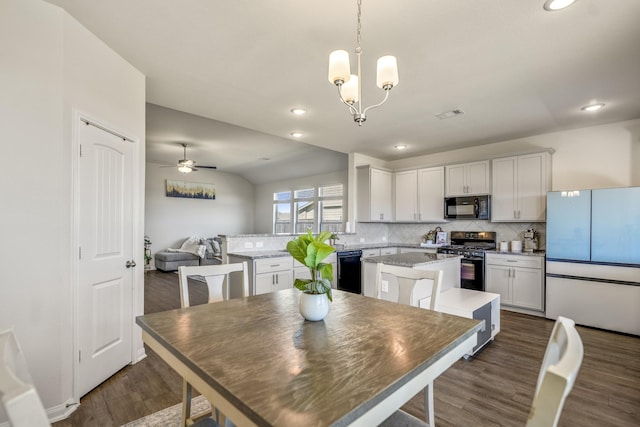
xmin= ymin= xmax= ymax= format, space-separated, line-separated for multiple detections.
xmin=362 ymin=252 xmax=462 ymax=268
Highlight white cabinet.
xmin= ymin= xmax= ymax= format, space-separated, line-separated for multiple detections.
xmin=228 ymin=255 xmax=293 ymax=297
xmin=254 ymin=257 xmax=293 ymax=295
xmin=357 ymin=166 xmax=392 ymax=221
xmin=361 ymin=248 xmax=381 ymax=258
xmin=418 ymin=167 xmax=445 ymax=221
xmin=380 ymin=247 xmax=398 ymax=256
xmin=492 ymin=152 xmax=551 ymax=222
xmin=394 ymin=167 xmax=445 ymax=222
xmin=485 ymin=253 xmax=544 ymax=314
xmin=394 ymin=170 xmax=418 ymax=221
xmin=445 ymin=160 xmax=490 ymax=196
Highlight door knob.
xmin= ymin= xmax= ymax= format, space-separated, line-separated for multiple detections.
xmin=126 ymin=260 xmax=137 ymax=268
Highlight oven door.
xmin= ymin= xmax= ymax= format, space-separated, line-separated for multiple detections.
xmin=460 ymin=256 xmax=484 ymax=291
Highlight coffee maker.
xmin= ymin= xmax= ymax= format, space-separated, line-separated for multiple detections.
xmin=523 ymin=229 xmax=538 ymax=252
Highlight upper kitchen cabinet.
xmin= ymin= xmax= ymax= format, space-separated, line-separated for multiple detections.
xmin=394 ymin=167 xmax=445 ymax=222
xmin=357 ymin=165 xmax=392 ymax=222
xmin=445 ymin=160 xmax=490 ymax=196
xmin=418 ymin=167 xmax=445 ymax=221
xmin=394 ymin=170 xmax=418 ymax=221
xmin=492 ymin=152 xmax=551 ymax=222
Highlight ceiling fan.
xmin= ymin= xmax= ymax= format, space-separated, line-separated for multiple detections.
xmin=173 ymin=143 xmax=217 ymax=174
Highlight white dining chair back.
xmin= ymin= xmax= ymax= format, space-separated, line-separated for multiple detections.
xmin=178 ymin=263 xmax=247 ymax=427
xmin=526 ymin=316 xmax=584 ymax=427
xmin=375 ymin=264 xmax=443 ymax=427
xmin=375 ymin=263 xmax=443 ymax=310
xmin=0 ymin=329 xmax=50 ymax=427
xmin=179 ymin=262 xmax=249 ymax=308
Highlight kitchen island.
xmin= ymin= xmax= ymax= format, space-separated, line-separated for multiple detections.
xmin=362 ymin=252 xmax=461 ymax=299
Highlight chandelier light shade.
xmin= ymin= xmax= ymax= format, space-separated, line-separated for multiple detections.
xmin=327 ymin=0 xmax=399 ymax=125
xmin=376 ymin=55 xmax=399 ymax=89
xmin=328 ymin=50 xmax=351 ymax=85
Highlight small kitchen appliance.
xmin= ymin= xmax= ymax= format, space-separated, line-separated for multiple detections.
xmin=523 ymin=229 xmax=538 ymax=252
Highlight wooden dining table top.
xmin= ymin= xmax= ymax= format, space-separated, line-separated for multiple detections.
xmin=136 ymin=288 xmax=482 ymax=427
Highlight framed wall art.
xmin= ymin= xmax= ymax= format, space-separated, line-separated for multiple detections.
xmin=166 ymin=180 xmax=216 ymax=200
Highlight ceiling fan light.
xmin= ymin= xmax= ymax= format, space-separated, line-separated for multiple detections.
xmin=178 ymin=165 xmax=192 ymax=173
xmin=328 ymin=50 xmax=351 ymax=85
xmin=543 ymin=0 xmax=577 ymax=11
xmin=376 ymin=55 xmax=399 ymax=89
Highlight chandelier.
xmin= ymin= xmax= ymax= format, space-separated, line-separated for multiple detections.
xmin=327 ymin=0 xmax=399 ymax=126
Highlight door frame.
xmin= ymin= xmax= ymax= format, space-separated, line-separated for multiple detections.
xmin=70 ymin=110 xmax=145 ymax=402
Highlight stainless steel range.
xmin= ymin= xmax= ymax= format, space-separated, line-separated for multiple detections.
xmin=437 ymin=231 xmax=496 ymax=291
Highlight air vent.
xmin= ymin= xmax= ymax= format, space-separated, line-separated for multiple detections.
xmin=435 ymin=109 xmax=465 ymax=119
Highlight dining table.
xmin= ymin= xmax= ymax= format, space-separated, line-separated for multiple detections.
xmin=136 ymin=288 xmax=482 ymax=427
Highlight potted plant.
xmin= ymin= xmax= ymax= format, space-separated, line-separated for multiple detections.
xmin=286 ymin=230 xmax=336 ymax=321
xmin=144 ymin=235 xmax=153 ymax=270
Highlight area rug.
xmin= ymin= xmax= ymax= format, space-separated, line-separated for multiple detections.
xmin=122 ymin=395 xmax=211 ymax=426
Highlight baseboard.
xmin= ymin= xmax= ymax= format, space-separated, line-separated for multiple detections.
xmin=134 ymin=346 xmax=147 ymax=363
xmin=48 ymin=397 xmax=80 ymax=424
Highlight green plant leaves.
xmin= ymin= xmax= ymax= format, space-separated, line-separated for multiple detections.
xmin=286 ymin=230 xmax=336 ymax=302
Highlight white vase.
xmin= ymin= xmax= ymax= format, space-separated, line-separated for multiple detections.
xmin=299 ymin=292 xmax=330 ymax=321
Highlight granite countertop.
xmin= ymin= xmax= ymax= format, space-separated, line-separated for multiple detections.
xmin=227 ymin=250 xmax=291 ymax=259
xmin=486 ymin=250 xmax=546 ymax=257
xmin=362 ymin=252 xmax=462 ymax=268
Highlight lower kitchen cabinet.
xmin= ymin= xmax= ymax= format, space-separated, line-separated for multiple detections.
xmin=485 ymin=253 xmax=544 ymax=315
xmin=228 ymin=255 xmax=293 ymax=297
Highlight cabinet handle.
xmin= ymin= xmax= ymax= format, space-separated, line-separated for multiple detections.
xmin=276 ymin=274 xmax=279 ymax=285
xmin=507 ymin=260 xmax=518 ymax=263
xmin=517 ymin=210 xmax=521 ymax=219
xmin=512 ymin=268 xmax=516 ymax=278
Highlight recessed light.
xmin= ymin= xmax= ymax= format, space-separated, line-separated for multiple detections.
xmin=543 ymin=0 xmax=577 ymax=11
xmin=290 ymin=132 xmax=304 ymax=138
xmin=394 ymin=144 xmax=407 ymax=150
xmin=290 ymin=108 xmax=307 ymax=116
xmin=581 ymin=103 xmax=605 ymax=112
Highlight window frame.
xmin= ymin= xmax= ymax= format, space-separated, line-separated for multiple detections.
xmin=272 ymin=183 xmax=344 ymax=234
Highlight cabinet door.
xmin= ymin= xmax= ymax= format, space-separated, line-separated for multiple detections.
xmin=418 ymin=167 xmax=444 ymax=221
xmin=380 ymin=247 xmax=398 ymax=256
xmin=394 ymin=170 xmax=418 ymax=221
xmin=517 ymin=153 xmax=548 ymax=221
xmin=485 ymin=265 xmax=512 ymax=305
xmin=362 ymin=249 xmax=381 ymax=258
xmin=445 ymin=164 xmax=466 ymax=196
xmin=511 ymin=267 xmax=543 ymax=310
xmin=370 ymin=169 xmax=393 ymax=221
xmin=491 ymin=157 xmax=517 ymax=221
xmin=466 ymin=161 xmax=490 ymax=195
xmin=255 ymin=273 xmax=274 ymax=295
xmin=274 ymin=270 xmax=293 ymax=291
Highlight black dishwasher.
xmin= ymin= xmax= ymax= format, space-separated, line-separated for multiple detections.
xmin=336 ymin=250 xmax=363 ymax=294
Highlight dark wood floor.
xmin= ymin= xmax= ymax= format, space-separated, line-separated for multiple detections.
xmin=54 ymin=270 xmax=640 ymax=426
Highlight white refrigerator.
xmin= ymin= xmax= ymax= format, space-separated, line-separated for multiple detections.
xmin=546 ymin=187 xmax=640 ymax=335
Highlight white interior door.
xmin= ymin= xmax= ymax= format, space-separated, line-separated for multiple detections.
xmin=78 ymin=121 xmax=134 ymax=397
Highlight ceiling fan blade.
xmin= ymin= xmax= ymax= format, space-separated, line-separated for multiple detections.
xmin=198 ymin=165 xmax=217 ymax=169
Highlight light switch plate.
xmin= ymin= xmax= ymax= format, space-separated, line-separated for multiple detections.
xmin=244 ymin=242 xmax=253 ymax=249
xmin=381 ymin=280 xmax=389 ymax=292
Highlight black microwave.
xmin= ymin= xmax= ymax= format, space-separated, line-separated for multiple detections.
xmin=444 ymin=195 xmax=490 ymax=220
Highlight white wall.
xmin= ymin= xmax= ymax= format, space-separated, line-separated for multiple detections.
xmin=0 ymin=0 xmax=145 ymax=422
xmin=389 ymin=118 xmax=640 ymax=189
xmin=145 ymin=163 xmax=254 ymax=256
xmin=253 ymin=170 xmax=349 ymax=233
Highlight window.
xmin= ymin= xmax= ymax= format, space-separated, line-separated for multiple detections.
xmin=273 ymin=184 xmax=343 ymax=234
xmin=273 ymin=191 xmax=292 ymax=234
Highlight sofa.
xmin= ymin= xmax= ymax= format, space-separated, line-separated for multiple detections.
xmin=155 ymin=237 xmax=222 ymax=272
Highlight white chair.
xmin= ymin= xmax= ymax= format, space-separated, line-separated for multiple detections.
xmin=178 ymin=262 xmax=248 ymax=427
xmin=0 ymin=329 xmax=50 ymax=427
xmin=375 ymin=264 xmax=443 ymax=427
xmin=526 ymin=316 xmax=584 ymax=427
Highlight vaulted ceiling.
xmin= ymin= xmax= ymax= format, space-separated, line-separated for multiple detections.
xmin=47 ymin=0 xmax=640 ymax=183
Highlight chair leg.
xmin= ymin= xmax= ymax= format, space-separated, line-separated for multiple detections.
xmin=424 ymin=381 xmax=435 ymax=426
xmin=182 ymin=380 xmax=193 ymax=427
